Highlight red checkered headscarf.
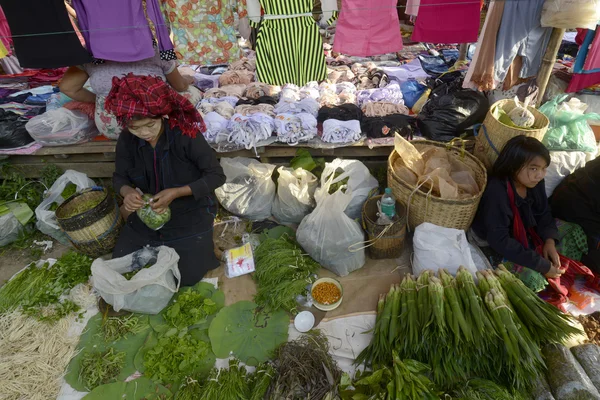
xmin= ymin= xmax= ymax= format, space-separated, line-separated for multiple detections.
xmin=104 ymin=73 xmax=205 ymax=138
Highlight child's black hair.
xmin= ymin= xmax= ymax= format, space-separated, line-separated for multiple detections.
xmin=491 ymin=135 xmax=550 ymax=179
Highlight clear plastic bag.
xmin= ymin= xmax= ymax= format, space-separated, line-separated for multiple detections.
xmin=25 ymin=108 xmax=98 ymax=146
xmin=215 ymin=157 xmax=276 ymax=221
xmin=314 ymin=158 xmax=378 ymax=220
xmin=35 ymin=170 xmax=95 ymax=243
xmin=540 ymin=95 xmax=600 ymax=153
xmin=541 ymin=0 xmax=600 ymax=30
xmin=297 ymin=175 xmax=366 ymax=277
xmin=91 ymin=246 xmax=181 ymax=314
xmin=272 ymin=167 xmax=318 ymax=224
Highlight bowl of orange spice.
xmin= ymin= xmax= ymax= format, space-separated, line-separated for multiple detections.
xmin=311 ymin=278 xmax=343 ymax=311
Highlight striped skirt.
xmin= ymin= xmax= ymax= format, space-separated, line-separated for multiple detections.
xmin=255 ymin=17 xmax=327 ymax=86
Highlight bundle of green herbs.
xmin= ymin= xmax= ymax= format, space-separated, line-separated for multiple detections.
xmin=101 ymin=315 xmax=147 ymax=342
xmin=340 ymin=353 xmax=439 ymax=400
xmin=268 ymin=331 xmax=341 ymax=400
xmin=79 ymin=347 xmax=126 ymax=390
xmin=121 ymin=263 xmax=153 ymax=280
xmin=164 ymin=289 xmax=220 ymax=329
xmin=0 ymin=163 xmax=62 ymax=210
xmin=253 ymin=236 xmax=320 ymax=313
xmin=0 ymin=251 xmax=93 ymax=321
xmin=197 ymin=359 xmax=251 ymax=400
xmin=451 ymin=378 xmax=529 ymax=400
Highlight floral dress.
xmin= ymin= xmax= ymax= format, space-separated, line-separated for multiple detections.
xmin=160 ymin=0 xmax=247 ymax=66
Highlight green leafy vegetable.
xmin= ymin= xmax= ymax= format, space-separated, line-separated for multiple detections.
xmin=137 ymin=193 xmax=171 ymax=230
xmin=79 ymin=348 xmax=126 ymax=391
xmin=326 ymin=169 xmax=349 ymax=194
xmin=122 ymin=263 xmax=153 ymax=280
xmin=142 ymin=329 xmax=215 ymax=385
xmin=253 ymin=236 xmax=320 ymax=313
xmin=290 ymin=148 xmax=325 ymax=178
xmin=208 ymin=301 xmax=289 ymax=366
xmin=197 ymin=359 xmax=251 ymax=400
xmin=165 ymin=290 xmax=220 ymax=329
xmin=82 ymin=377 xmax=172 ymax=400
xmin=61 ymin=183 xmax=77 ymax=200
xmin=0 ymin=200 xmax=33 ymax=226
xmin=101 ymin=315 xmax=148 ymax=343
xmin=0 ymin=163 xmax=62 ymax=211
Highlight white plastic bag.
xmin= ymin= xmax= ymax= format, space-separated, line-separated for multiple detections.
xmin=545 ymin=151 xmax=589 ymax=197
xmin=412 ymin=223 xmax=478 ymax=276
xmin=35 ymin=170 xmax=95 ymax=243
xmin=314 ymin=159 xmax=378 ymax=220
xmin=25 ymin=108 xmax=98 ymax=146
xmin=91 ymin=246 xmax=180 ymax=314
xmin=541 ymin=0 xmax=600 ymax=29
xmin=297 ymin=174 xmax=366 ymax=277
xmin=215 ymin=157 xmax=276 ymax=221
xmin=272 ymin=167 xmax=318 ymax=224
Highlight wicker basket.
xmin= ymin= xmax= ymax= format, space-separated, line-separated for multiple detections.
xmin=56 ymin=187 xmax=124 ymax=258
xmin=387 ymin=140 xmax=487 ymax=231
xmin=362 ymin=195 xmax=407 ymax=259
xmin=474 ymin=99 xmax=549 ymax=170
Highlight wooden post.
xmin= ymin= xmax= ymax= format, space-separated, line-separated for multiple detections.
xmin=536 ymin=28 xmax=566 ymax=107
xmin=458 ymin=43 xmax=469 ymax=62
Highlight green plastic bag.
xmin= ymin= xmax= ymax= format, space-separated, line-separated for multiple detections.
xmin=540 ymin=95 xmax=600 ymax=153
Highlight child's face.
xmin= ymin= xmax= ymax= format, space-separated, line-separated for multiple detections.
xmin=515 ymin=156 xmax=548 ymax=188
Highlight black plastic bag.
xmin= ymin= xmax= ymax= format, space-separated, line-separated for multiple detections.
xmin=0 ymin=109 xmax=34 ymax=149
xmin=417 ymin=75 xmax=489 ymax=142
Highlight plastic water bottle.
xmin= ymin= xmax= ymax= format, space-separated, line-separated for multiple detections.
xmin=381 ymin=188 xmax=396 ymax=220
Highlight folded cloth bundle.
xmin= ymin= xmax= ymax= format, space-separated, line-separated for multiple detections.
xmin=204 ymin=84 xmax=247 ymax=99
xmin=317 ymin=104 xmax=363 ymax=123
xmin=222 ymin=113 xmax=275 ymax=153
xmin=299 ymin=82 xmax=320 ymax=100
xmin=280 ymin=84 xmax=301 ymax=102
xmin=236 ymin=96 xmax=279 ymax=106
xmin=235 ymin=104 xmax=276 ymax=118
xmin=274 ymin=112 xmax=318 ymax=144
xmin=228 ymin=57 xmax=256 ymax=72
xmin=218 ymin=70 xmax=254 ymax=86
xmin=362 ymin=102 xmax=409 ymax=117
xmin=63 ymin=101 xmax=96 ymax=120
xmin=203 ymin=111 xmax=230 ymax=142
xmin=353 ymin=63 xmax=390 ymax=89
xmin=274 ymin=97 xmax=320 ymax=117
xmin=361 ymin=114 xmax=416 ymax=139
xmin=357 ymin=83 xmax=404 ymax=107
xmin=244 ymin=82 xmax=280 ymax=99
xmin=198 ymin=101 xmax=235 ymax=118
xmin=322 ymin=119 xmax=362 ymax=143
xmin=328 ymin=65 xmax=355 ymax=84
xmin=200 ymin=96 xmax=239 ymax=107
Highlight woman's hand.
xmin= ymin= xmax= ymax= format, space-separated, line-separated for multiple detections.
xmin=543 ymin=239 xmax=561 ymax=269
xmin=151 ymin=188 xmax=181 ymax=214
xmin=545 ymin=264 xmax=564 ymax=279
xmin=122 ymin=188 xmax=144 ymax=213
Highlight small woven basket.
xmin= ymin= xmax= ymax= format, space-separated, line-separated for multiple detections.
xmin=362 ymin=195 xmax=407 ymax=259
xmin=387 ymin=140 xmax=487 ymax=231
xmin=474 ymin=99 xmax=549 ymax=170
xmin=56 ymin=187 xmax=124 ymax=258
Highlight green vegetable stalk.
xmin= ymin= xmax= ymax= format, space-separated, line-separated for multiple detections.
xmin=79 ymin=348 xmax=126 ymax=391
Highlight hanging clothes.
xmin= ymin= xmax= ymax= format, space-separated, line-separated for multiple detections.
xmin=160 ymin=0 xmax=247 ymax=66
xmin=71 ymin=0 xmax=176 ymax=63
xmin=251 ymin=0 xmax=332 ymax=86
xmin=0 ymin=0 xmax=92 ymax=68
xmin=567 ymin=26 xmax=600 ymax=93
xmin=493 ymin=0 xmax=552 ymax=83
xmin=334 ymin=0 xmax=402 ymax=57
xmin=0 ymin=6 xmax=12 ymax=57
xmin=412 ymin=0 xmax=480 ymax=44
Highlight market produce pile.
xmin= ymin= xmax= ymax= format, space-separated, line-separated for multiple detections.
xmin=137 ymin=193 xmax=172 ymax=230
xmin=354 ymin=266 xmax=582 ymax=397
xmin=579 ymin=312 xmax=600 ymax=346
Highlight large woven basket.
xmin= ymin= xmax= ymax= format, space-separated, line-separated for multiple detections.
xmin=474 ymin=99 xmax=549 ymax=170
xmin=362 ymin=195 xmax=407 ymax=260
xmin=56 ymin=187 xmax=124 ymax=258
xmin=387 ymin=140 xmax=487 ymax=231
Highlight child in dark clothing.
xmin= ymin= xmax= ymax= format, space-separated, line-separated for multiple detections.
xmin=471 ymin=136 xmax=563 ymax=279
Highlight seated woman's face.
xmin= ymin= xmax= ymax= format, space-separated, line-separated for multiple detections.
xmin=127 ymin=118 xmax=163 ymax=142
xmin=516 ymin=156 xmax=548 ymax=189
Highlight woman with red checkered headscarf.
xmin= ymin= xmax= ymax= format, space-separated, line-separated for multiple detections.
xmin=108 ymin=74 xmax=225 ymax=286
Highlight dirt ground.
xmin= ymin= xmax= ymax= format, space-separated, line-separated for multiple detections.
xmin=0 ymin=239 xmax=71 ymax=286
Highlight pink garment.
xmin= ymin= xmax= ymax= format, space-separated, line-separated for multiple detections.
xmin=406 ymin=0 xmax=419 ymax=17
xmin=412 ymin=0 xmax=480 ymax=44
xmin=0 ymin=6 xmax=12 ymax=56
xmin=333 ymin=0 xmax=403 ymax=57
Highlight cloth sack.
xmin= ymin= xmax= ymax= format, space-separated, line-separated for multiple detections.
xmin=272 ymin=167 xmax=318 ymax=224
xmin=215 ymin=157 xmax=276 ymax=221
xmin=314 ymin=159 xmax=379 ymax=221
xmin=25 ymin=108 xmax=98 ymax=146
xmin=544 ymin=151 xmax=590 ymax=197
xmin=91 ymin=246 xmax=180 ymax=314
xmin=35 ymin=170 xmax=95 ymax=243
xmin=412 ymin=222 xmax=479 ymax=276
xmin=297 ymin=174 xmax=366 ymax=277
